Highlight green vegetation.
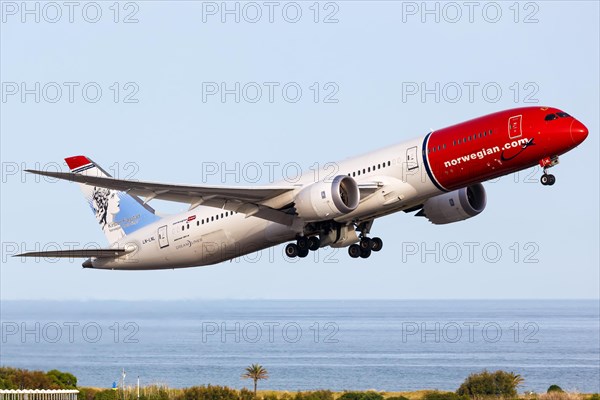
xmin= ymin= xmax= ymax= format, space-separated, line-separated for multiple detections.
xmin=456 ymin=370 xmax=524 ymax=398
xmin=338 ymin=392 xmax=383 ymax=400
xmin=422 ymin=392 xmax=468 ymax=400
xmin=0 ymin=367 xmax=77 ymax=390
xmin=2 ymin=366 xmax=597 ymax=400
xmin=294 ymin=391 xmax=335 ymax=400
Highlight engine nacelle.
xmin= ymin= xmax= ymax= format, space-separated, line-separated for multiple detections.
xmin=420 ymin=183 xmax=487 ymax=224
xmin=294 ymin=175 xmax=360 ymax=221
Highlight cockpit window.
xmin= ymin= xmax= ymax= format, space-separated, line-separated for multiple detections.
xmin=545 ymin=114 xmax=558 ymax=121
xmin=557 ymin=112 xmax=571 ymax=118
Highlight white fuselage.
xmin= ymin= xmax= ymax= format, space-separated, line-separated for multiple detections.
xmin=93 ymin=134 xmax=441 ymax=270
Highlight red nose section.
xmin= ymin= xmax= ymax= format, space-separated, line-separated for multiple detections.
xmin=570 ymin=119 xmax=589 ymax=145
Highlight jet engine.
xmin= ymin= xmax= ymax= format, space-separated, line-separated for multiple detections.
xmin=294 ymin=175 xmax=360 ymax=221
xmin=418 ymin=183 xmax=487 ymax=224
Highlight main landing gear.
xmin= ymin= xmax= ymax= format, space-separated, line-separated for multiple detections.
xmin=539 ymin=156 xmax=559 ymax=186
xmin=285 ymin=236 xmax=320 ymax=258
xmin=348 ymin=236 xmax=383 ymax=259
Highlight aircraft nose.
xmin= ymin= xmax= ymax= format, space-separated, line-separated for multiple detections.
xmin=570 ymin=119 xmax=589 ymax=145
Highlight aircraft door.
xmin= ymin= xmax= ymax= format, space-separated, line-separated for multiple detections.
xmin=406 ymin=146 xmax=419 ymax=171
xmin=508 ymin=115 xmax=522 ymax=139
xmin=158 ymin=225 xmax=169 ymax=248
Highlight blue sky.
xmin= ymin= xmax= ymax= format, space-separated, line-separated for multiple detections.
xmin=1 ymin=1 xmax=598 ymax=300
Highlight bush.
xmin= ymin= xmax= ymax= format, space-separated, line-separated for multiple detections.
xmin=181 ymin=385 xmax=239 ymax=400
xmin=78 ymin=388 xmax=101 ymax=400
xmin=338 ymin=392 xmax=383 ymax=400
xmin=94 ymin=390 xmax=118 ymax=400
xmin=423 ymin=392 xmax=468 ymax=400
xmin=239 ymin=388 xmax=255 ymax=400
xmin=0 ymin=367 xmax=78 ymax=390
xmin=547 ymin=386 xmax=564 ymax=394
xmin=294 ymin=391 xmax=334 ymax=400
xmin=47 ymin=370 xmax=78 ymax=389
xmin=456 ymin=370 xmax=522 ymax=398
xmin=386 ymin=397 xmax=410 ymax=400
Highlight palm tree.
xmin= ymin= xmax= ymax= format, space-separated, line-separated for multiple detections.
xmin=241 ymin=364 xmax=269 ymax=396
xmin=509 ymin=372 xmax=525 ymax=389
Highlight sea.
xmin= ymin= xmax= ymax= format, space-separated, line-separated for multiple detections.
xmin=1 ymin=300 xmax=598 ymax=393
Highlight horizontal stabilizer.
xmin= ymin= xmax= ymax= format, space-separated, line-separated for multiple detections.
xmin=15 ymin=249 xmax=129 ymax=258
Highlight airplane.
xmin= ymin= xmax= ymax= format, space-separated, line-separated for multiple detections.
xmin=17 ymin=106 xmax=588 ymax=270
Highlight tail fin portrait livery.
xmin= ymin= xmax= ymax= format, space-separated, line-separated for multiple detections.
xmin=65 ymin=156 xmax=161 ymax=245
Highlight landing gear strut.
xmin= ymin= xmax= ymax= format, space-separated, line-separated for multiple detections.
xmin=539 ymin=156 xmax=559 ymax=186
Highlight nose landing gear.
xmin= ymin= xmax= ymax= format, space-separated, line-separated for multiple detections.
xmin=539 ymin=156 xmax=559 ymax=186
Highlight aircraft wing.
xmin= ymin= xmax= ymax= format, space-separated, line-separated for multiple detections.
xmin=26 ymin=169 xmax=300 ymax=226
xmin=15 ymin=248 xmax=129 ymax=258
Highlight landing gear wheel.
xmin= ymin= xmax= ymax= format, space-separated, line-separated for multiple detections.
xmin=348 ymin=244 xmax=361 ymax=258
xmin=285 ymin=243 xmax=299 ymax=258
xmin=359 ymin=247 xmax=372 ymax=259
xmin=541 ymin=174 xmax=556 ymax=186
xmin=359 ymin=237 xmax=372 ymax=251
xmin=297 ymin=236 xmax=309 ymax=251
xmin=540 ymin=175 xmax=549 ymax=185
xmin=298 ymin=248 xmax=309 ymax=258
xmin=371 ymin=237 xmax=383 ymax=252
xmin=308 ymin=236 xmax=320 ymax=251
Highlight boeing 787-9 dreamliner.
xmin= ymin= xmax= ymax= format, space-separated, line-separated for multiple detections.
xmin=17 ymin=107 xmax=588 ymax=269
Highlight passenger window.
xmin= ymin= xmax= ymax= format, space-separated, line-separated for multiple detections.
xmin=186 ymin=224 xmax=189 ymax=229
xmin=387 ymin=161 xmax=391 ymax=166
xmin=358 ymin=170 xmax=361 ymax=176
xmin=211 ymin=216 xmax=214 ymax=221
xmin=378 ymin=164 xmax=381 ymax=169
xmin=352 ymin=172 xmax=356 ymax=177
xmin=181 ymin=226 xmax=184 ymax=231
xmin=363 ymin=169 xmax=366 ymax=174
xmin=196 ymin=221 xmax=199 ymax=226
xmin=202 ymin=219 xmax=204 ymax=224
